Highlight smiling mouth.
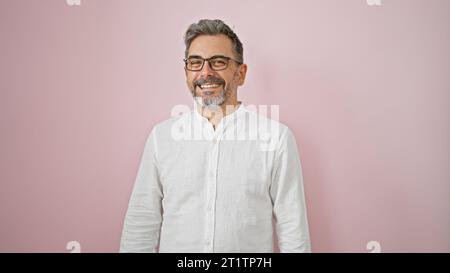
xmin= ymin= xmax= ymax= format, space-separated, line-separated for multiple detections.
xmin=198 ymin=83 xmax=222 ymax=89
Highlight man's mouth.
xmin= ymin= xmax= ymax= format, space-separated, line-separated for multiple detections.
xmin=194 ymin=77 xmax=225 ymax=90
xmin=199 ymin=83 xmax=222 ymax=89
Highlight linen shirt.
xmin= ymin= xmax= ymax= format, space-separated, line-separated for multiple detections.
xmin=120 ymin=103 xmax=311 ymax=252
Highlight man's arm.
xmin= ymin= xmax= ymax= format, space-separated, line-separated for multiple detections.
xmin=120 ymin=128 xmax=163 ymax=253
xmin=270 ymin=127 xmax=311 ymax=253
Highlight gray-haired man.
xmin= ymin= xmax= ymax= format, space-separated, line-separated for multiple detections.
xmin=120 ymin=19 xmax=311 ymax=253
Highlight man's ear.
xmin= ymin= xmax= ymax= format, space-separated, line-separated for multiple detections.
xmin=237 ymin=63 xmax=248 ymax=86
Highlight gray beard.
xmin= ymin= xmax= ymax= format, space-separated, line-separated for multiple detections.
xmin=193 ymin=88 xmax=226 ymax=111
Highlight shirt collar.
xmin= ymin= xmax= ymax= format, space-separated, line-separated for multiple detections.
xmin=193 ymin=101 xmax=245 ymax=122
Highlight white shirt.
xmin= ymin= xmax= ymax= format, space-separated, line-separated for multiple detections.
xmin=120 ymin=103 xmax=311 ymax=253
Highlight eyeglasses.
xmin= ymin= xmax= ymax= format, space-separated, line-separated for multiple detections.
xmin=183 ymin=55 xmax=242 ymax=71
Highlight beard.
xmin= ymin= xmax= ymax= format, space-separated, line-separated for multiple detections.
xmin=190 ymin=76 xmax=229 ymax=110
xmin=195 ymin=89 xmax=225 ymax=110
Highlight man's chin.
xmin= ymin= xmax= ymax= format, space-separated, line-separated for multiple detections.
xmin=194 ymin=96 xmax=224 ymax=110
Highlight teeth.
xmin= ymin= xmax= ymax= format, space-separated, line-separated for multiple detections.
xmin=200 ymin=84 xmax=220 ymax=89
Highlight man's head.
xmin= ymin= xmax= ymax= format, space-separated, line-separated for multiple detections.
xmin=184 ymin=19 xmax=247 ymax=110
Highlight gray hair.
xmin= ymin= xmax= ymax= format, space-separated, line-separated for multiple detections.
xmin=184 ymin=19 xmax=244 ymax=63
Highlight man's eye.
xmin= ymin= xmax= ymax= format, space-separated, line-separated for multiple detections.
xmin=212 ymin=59 xmax=227 ymax=66
xmin=190 ymin=60 xmax=203 ymax=66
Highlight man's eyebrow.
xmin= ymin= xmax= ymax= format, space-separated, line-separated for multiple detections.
xmin=187 ymin=55 xmax=203 ymax=59
xmin=187 ymin=54 xmax=229 ymax=59
xmin=209 ymin=55 xmax=229 ymax=59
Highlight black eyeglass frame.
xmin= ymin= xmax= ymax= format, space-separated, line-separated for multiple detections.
xmin=183 ymin=55 xmax=243 ymax=71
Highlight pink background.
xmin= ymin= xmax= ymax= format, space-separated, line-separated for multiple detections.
xmin=0 ymin=0 xmax=449 ymax=252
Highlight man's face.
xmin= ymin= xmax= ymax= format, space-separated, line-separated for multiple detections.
xmin=185 ymin=34 xmax=247 ymax=109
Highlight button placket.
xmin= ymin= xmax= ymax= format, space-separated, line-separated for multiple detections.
xmin=210 ymin=135 xmax=220 ymax=252
xmin=202 ymin=113 xmax=237 ymax=252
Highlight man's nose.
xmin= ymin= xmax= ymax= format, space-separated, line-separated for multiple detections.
xmin=199 ymin=60 xmax=215 ymax=77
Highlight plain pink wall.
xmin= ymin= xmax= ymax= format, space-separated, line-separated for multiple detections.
xmin=0 ymin=0 xmax=449 ymax=252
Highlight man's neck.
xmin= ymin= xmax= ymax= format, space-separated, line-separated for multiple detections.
xmin=197 ymin=101 xmax=241 ymax=128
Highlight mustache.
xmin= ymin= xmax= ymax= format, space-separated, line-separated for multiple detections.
xmin=194 ymin=77 xmax=225 ymax=88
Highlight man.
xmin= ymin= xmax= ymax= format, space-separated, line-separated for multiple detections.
xmin=120 ymin=19 xmax=311 ymax=253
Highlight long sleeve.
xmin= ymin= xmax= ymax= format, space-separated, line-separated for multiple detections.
xmin=120 ymin=128 xmax=163 ymax=253
xmin=270 ymin=127 xmax=311 ymax=253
